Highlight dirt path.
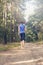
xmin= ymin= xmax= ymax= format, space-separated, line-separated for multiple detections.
xmin=0 ymin=43 xmax=43 ymax=65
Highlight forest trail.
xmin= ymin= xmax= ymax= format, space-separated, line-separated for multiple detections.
xmin=0 ymin=43 xmax=43 ymax=65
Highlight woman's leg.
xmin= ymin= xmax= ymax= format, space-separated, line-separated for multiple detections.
xmin=20 ymin=33 xmax=25 ymax=48
xmin=22 ymin=33 xmax=25 ymax=47
xmin=20 ymin=33 xmax=23 ymax=48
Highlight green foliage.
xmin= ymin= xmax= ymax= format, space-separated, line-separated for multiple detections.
xmin=0 ymin=0 xmax=43 ymax=43
xmin=26 ymin=15 xmax=43 ymax=42
xmin=26 ymin=22 xmax=38 ymax=42
xmin=0 ymin=26 xmax=5 ymax=42
xmin=38 ymin=32 xmax=43 ymax=41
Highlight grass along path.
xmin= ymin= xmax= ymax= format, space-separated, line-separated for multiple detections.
xmin=0 ymin=43 xmax=20 ymax=51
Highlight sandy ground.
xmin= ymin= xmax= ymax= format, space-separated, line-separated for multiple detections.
xmin=0 ymin=43 xmax=43 ymax=65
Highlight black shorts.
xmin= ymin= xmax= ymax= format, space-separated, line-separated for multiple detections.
xmin=20 ymin=33 xmax=25 ymax=41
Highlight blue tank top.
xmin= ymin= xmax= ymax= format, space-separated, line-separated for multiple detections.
xmin=19 ymin=24 xmax=25 ymax=33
